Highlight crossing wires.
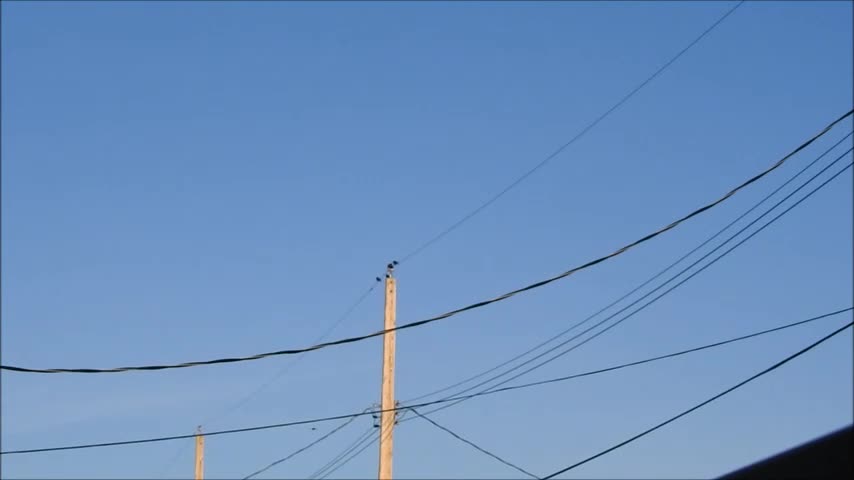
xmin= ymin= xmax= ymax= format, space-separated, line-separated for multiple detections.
xmin=409 ymin=408 xmax=539 ymax=479
xmin=541 ymin=321 xmax=854 ymax=478
xmin=3 ymin=107 xmax=850 ymax=376
xmin=401 ymin=132 xmax=854 ymax=417
xmin=4 ymin=307 xmax=847 ymax=456
xmin=402 ymin=129 xmax=854 ymax=404
xmin=407 ymin=145 xmax=854 ymax=419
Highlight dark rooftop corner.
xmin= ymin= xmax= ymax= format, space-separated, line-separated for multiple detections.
xmin=718 ymin=424 xmax=853 ymax=479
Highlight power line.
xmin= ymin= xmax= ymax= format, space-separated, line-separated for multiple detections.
xmin=317 ymin=435 xmax=376 ymax=480
xmin=152 ymin=13 xmax=753 ymax=472
xmin=175 ymin=130 xmax=854 ymax=480
xmin=204 ymin=280 xmax=380 ymax=426
xmin=229 ymin=279 xmax=384 ymax=479
xmin=313 ymin=429 xmax=375 ymax=479
xmin=404 ymin=129 xmax=854 ymax=404
xmin=540 ymin=320 xmax=854 ymax=479
xmin=414 ymin=141 xmax=854 ymax=410
xmin=317 ymin=410 xmax=406 ymax=480
xmin=4 ymin=108 xmax=849 ymax=376
xmin=413 ymin=152 xmax=854 ymax=418
xmin=177 ymin=8 xmax=749 ymax=472
xmin=288 ymin=20 xmax=751 ymax=465
xmin=234 ymin=8 xmax=746 ymax=475
xmin=184 ymin=12 xmax=751 ymax=475
xmin=409 ymin=407 xmax=539 ymax=479
xmin=476 ymin=156 xmax=854 ymax=394
xmin=454 ymin=308 xmax=851 ymax=396
xmin=396 ymin=0 xmax=746 ymax=265
xmin=2 ymin=307 xmax=848 ymax=456
xmin=308 ymin=427 xmax=375 ymax=479
xmin=156 ymin=281 xmax=381 ymax=478
xmin=241 ymin=402 xmax=380 ymax=480
xmin=242 ymin=409 xmax=367 ymax=480
xmin=154 ymin=136 xmax=854 ymax=479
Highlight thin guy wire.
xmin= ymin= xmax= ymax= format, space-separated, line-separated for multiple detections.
xmin=540 ymin=321 xmax=854 ymax=479
xmin=4 ymin=108 xmax=849 ymax=376
xmin=404 ymin=129 xmax=854 ymax=404
xmin=397 ymin=1 xmax=745 ymax=264
xmin=409 ymin=407 xmax=539 ymax=479
xmin=414 ymin=154 xmax=854 ymax=418
xmin=2 ymin=307 xmax=848 ymax=456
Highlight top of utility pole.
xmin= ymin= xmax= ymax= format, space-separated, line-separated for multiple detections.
xmin=195 ymin=426 xmax=205 ymax=480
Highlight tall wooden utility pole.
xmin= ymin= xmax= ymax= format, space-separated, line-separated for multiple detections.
xmin=194 ymin=426 xmax=205 ymax=480
xmin=378 ymin=262 xmax=397 ymax=480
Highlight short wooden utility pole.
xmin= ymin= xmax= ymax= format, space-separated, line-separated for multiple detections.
xmin=194 ymin=426 xmax=205 ymax=480
xmin=378 ymin=262 xmax=397 ymax=480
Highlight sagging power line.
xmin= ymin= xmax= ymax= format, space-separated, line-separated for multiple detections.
xmin=3 ymin=108 xmax=850 ymax=376
xmin=410 ymin=152 xmax=854 ymax=419
xmin=2 ymin=306 xmax=849 ymax=456
xmin=403 ymin=129 xmax=854 ymax=404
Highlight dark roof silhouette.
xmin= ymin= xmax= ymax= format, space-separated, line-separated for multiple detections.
xmin=719 ymin=424 xmax=852 ymax=479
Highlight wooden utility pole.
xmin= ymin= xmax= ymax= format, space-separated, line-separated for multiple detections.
xmin=378 ymin=263 xmax=397 ymax=480
xmin=194 ymin=426 xmax=205 ymax=480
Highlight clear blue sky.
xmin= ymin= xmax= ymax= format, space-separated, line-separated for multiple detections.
xmin=2 ymin=1 xmax=852 ymax=479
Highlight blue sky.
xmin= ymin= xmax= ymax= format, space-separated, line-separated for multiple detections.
xmin=2 ymin=1 xmax=852 ymax=479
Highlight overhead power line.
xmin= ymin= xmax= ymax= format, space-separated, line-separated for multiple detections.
xmin=540 ymin=320 xmax=854 ymax=479
xmin=3 ymin=108 xmax=849 ymax=376
xmin=311 ymin=410 xmax=406 ymax=480
xmin=458 ymin=308 xmax=852 ymax=396
xmin=261 ymin=7 xmax=743 ymax=473
xmin=315 ymin=429 xmax=377 ymax=479
xmin=239 ymin=8 xmax=750 ymax=470
xmin=156 ymin=281 xmax=381 ymax=478
xmin=243 ymin=417 xmax=359 ymax=480
xmin=242 ymin=406 xmax=378 ymax=480
xmin=205 ymin=280 xmax=380 ymax=425
xmin=2 ymin=307 xmax=848 ymax=456
xmin=409 ymin=407 xmax=539 ymax=479
xmin=396 ymin=0 xmax=745 ymax=265
xmin=308 ymin=426 xmax=375 ymax=479
xmin=410 ymin=146 xmax=854 ymax=418
xmin=242 ymin=408 xmax=368 ymax=480
xmin=403 ymin=129 xmax=854 ymax=404
xmin=235 ymin=8 xmax=748 ymax=470
xmin=162 ymin=140 xmax=854 ymax=480
xmin=316 ymin=411 xmax=404 ymax=480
